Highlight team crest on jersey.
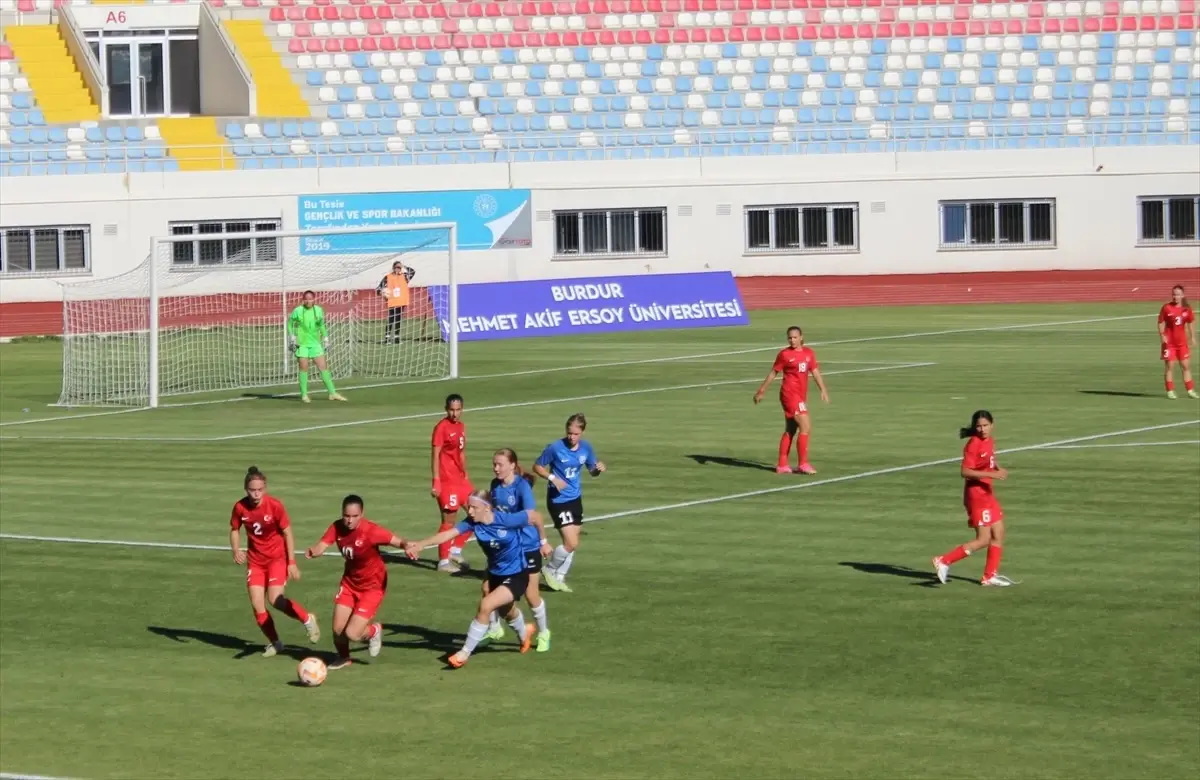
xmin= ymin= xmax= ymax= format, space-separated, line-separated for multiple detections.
xmin=263 ymin=515 xmax=272 ymax=523
xmin=578 ymin=455 xmax=586 ymax=464
xmin=506 ymin=495 xmax=516 ymax=506
xmin=497 ymin=528 xmax=507 ymax=538
xmin=355 ymin=539 xmax=363 ymax=547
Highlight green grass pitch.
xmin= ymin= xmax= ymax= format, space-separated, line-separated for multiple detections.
xmin=0 ymin=302 xmax=1197 ymax=780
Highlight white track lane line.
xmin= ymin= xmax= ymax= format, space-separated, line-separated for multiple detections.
xmin=1 ymin=313 xmax=1150 ymax=427
xmin=0 ymin=363 xmax=935 ymax=443
xmin=2 ymin=419 xmax=1193 ymax=553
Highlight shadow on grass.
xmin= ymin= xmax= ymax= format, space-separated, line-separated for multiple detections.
xmin=687 ymin=454 xmax=777 ymax=473
xmin=147 ymin=625 xmax=316 ymax=661
xmin=1078 ymin=390 xmax=1159 ymax=399
xmin=837 ymin=561 xmax=976 ymax=588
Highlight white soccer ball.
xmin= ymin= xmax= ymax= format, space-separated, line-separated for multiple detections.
xmin=297 ymin=657 xmax=327 ymax=687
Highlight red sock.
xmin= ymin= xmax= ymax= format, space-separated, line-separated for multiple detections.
xmin=451 ymin=531 xmax=473 ymax=551
xmin=777 ymin=432 xmax=794 ymax=467
xmin=798 ymin=433 xmax=810 ymax=464
xmin=940 ymin=545 xmax=970 ymax=565
xmin=367 ymin=623 xmax=381 ymax=641
xmin=437 ymin=521 xmax=455 ymax=562
xmin=983 ymin=545 xmax=1004 ymax=580
xmin=254 ymin=611 xmax=279 ymax=643
xmin=1166 ymin=378 xmax=1175 ymax=391
xmin=1187 ymin=379 xmax=1195 ymax=392
xmin=275 ymin=597 xmax=309 ymax=624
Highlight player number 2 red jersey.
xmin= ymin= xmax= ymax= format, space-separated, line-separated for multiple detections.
xmin=320 ymin=518 xmax=394 ymax=592
xmin=432 ymin=418 xmax=467 ymax=484
xmin=773 ymin=346 xmax=819 ymax=399
xmin=230 ymin=496 xmax=290 ymax=566
xmin=1159 ymin=303 xmax=1194 ymax=346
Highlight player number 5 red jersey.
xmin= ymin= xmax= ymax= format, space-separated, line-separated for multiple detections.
xmin=433 ymin=418 xmax=467 ymax=484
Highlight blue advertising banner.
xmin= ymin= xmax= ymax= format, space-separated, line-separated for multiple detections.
xmin=429 ymin=271 xmax=749 ymax=342
xmin=297 ymin=189 xmax=532 ymax=255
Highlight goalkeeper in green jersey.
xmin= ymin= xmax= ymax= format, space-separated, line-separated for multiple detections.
xmin=288 ymin=290 xmax=347 ymax=403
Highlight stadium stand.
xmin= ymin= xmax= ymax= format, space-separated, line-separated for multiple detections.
xmin=0 ymin=0 xmax=1196 ymax=174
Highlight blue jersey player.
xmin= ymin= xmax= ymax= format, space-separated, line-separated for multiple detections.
xmin=488 ymin=448 xmax=553 ymax=652
xmin=407 ymin=490 xmax=547 ymax=668
xmin=532 ymin=413 xmax=607 ymax=593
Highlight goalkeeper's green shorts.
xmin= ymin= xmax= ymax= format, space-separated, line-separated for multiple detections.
xmin=294 ymin=344 xmax=325 ymax=360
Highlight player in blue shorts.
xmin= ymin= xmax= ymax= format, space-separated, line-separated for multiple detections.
xmin=405 ymin=490 xmax=546 ymax=668
xmin=532 ymin=413 xmax=606 ymax=593
xmin=488 ymin=448 xmax=552 ymax=652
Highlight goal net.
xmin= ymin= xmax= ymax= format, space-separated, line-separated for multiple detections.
xmin=57 ymin=224 xmax=458 ymax=407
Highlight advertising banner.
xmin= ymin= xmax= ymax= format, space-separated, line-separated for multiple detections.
xmin=430 ymin=271 xmax=749 ymax=342
xmin=297 ymin=189 xmax=532 ymax=255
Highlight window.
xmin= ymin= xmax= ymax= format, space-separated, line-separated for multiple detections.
xmin=0 ymin=225 xmax=90 ymax=275
xmin=745 ymin=203 xmax=859 ymax=253
xmin=1138 ymin=196 xmax=1200 ymax=245
xmin=939 ymin=199 xmax=1056 ymax=249
xmin=553 ymin=208 xmax=667 ymax=258
xmin=169 ymin=219 xmax=280 ymax=267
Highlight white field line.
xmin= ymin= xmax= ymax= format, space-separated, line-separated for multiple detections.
xmin=2 ymin=419 xmax=1193 ymax=554
xmin=0 ymin=363 xmax=935 ymax=443
xmin=578 ymin=418 xmax=1200 ymax=523
xmin=1043 ymin=440 xmax=1200 ymax=450
xmin=0 ymin=313 xmax=1151 ymax=427
xmin=0 ymin=774 xmax=75 ymax=780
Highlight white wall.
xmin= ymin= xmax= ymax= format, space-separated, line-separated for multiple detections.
xmin=1 ymin=145 xmax=1197 ymax=303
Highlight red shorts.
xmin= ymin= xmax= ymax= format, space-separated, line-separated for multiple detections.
xmin=780 ymin=393 xmax=809 ymax=418
xmin=334 ymin=581 xmax=386 ymax=620
xmin=965 ymin=497 xmax=1004 ymax=529
xmin=246 ymin=559 xmax=287 ymax=589
xmin=437 ymin=482 xmax=471 ymax=513
xmin=1162 ymin=343 xmax=1191 ymax=362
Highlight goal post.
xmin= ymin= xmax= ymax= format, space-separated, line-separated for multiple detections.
xmin=58 ymin=223 xmax=459 ymax=408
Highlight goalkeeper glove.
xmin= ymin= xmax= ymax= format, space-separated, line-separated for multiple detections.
xmin=289 ymin=338 xmax=297 ymax=353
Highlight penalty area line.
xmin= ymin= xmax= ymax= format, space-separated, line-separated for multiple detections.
xmin=580 ymin=419 xmax=1200 ymax=524
xmin=1042 ymin=440 xmax=1200 ymax=450
xmin=3 ymin=419 xmax=1194 ymax=554
xmin=0 ymin=313 xmax=1149 ymax=428
xmin=0 ymin=363 xmax=936 ymax=443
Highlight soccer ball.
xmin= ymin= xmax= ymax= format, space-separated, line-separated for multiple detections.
xmin=297 ymin=657 xmax=327 ymax=687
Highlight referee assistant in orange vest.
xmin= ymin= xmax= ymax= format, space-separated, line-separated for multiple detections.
xmin=376 ymin=260 xmax=415 ymax=344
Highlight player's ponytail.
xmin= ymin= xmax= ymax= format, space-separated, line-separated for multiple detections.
xmin=959 ymin=410 xmax=994 ymax=439
xmin=244 ymin=466 xmax=265 ymax=488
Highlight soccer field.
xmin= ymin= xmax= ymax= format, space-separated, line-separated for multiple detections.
xmin=1 ymin=302 xmax=1198 ymax=780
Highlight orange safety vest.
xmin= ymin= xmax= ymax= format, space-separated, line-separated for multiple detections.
xmin=384 ymin=272 xmax=411 ymax=308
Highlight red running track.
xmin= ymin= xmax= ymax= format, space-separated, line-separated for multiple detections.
xmin=1 ymin=268 xmax=1197 ymax=338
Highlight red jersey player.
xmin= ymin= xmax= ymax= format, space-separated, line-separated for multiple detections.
xmin=1158 ymin=284 xmax=1198 ymax=399
xmin=932 ymin=411 xmax=1015 ymax=588
xmin=228 ymin=466 xmax=319 ymax=656
xmin=431 ymin=392 xmax=474 ymax=572
xmin=305 ymin=494 xmax=408 ymax=670
xmin=753 ymin=326 xmax=830 ymax=474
